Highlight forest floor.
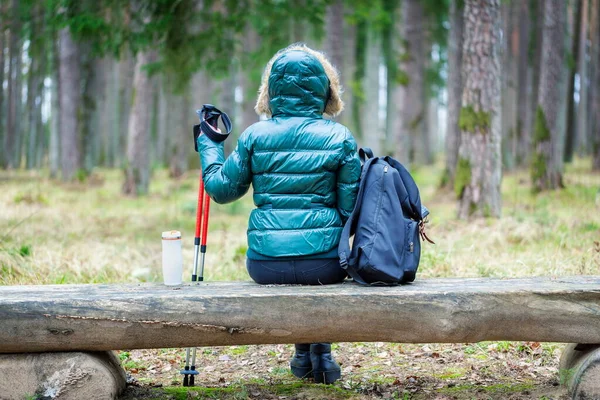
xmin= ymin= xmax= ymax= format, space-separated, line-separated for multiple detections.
xmin=1 ymin=159 xmax=599 ymax=399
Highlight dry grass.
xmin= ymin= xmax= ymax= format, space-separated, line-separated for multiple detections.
xmin=2 ymin=160 xmax=598 ymax=285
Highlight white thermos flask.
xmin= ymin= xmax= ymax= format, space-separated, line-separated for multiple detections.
xmin=161 ymin=230 xmax=183 ymax=286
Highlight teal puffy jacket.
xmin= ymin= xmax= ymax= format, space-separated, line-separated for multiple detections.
xmin=198 ymin=49 xmax=361 ymax=258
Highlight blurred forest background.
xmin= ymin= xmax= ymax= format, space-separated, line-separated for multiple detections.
xmin=1 ymin=1 xmax=600 ymax=397
xmin=0 ymin=0 xmax=597 ymax=215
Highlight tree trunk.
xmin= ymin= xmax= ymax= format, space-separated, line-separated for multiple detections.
xmin=351 ymin=20 xmax=366 ymax=141
xmin=382 ymin=0 xmax=398 ymax=155
xmin=396 ymin=0 xmax=425 ymax=166
xmin=115 ymin=51 xmax=134 ymax=168
xmin=49 ymin=33 xmax=60 ymax=178
xmin=0 ymin=12 xmax=6 ymax=168
xmin=501 ymin=0 xmax=519 ymax=171
xmin=218 ymin=69 xmax=236 ymax=156
xmin=168 ymin=91 xmax=189 ymax=178
xmin=325 ymin=0 xmax=344 ymax=83
xmin=443 ymin=0 xmax=464 ymax=187
xmin=565 ymin=0 xmax=582 ymax=164
xmin=516 ymin=1 xmax=532 ymax=167
xmin=531 ymin=0 xmax=567 ymax=192
xmin=344 ymin=18 xmax=357 ymax=134
xmin=362 ymin=20 xmax=382 ymax=155
xmin=123 ymin=51 xmax=155 ymax=195
xmin=59 ymin=28 xmax=82 ymax=181
xmin=529 ymin=0 xmax=545 ymax=152
xmin=239 ymin=27 xmax=259 ymax=131
xmin=26 ymin=6 xmax=40 ymax=170
xmin=456 ymin=0 xmax=502 ymax=219
xmin=5 ymin=0 xmax=21 ymax=169
xmin=2 ymin=277 xmax=600 ymax=352
xmin=592 ymin=0 xmax=600 ymax=170
xmin=156 ymin=77 xmax=168 ymax=167
xmin=577 ymin=0 xmax=590 ymax=156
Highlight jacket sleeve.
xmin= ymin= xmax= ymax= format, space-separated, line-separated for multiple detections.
xmin=197 ymin=130 xmax=252 ymax=204
xmin=336 ymin=129 xmax=361 ymax=223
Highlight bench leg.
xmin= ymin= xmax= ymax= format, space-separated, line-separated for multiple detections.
xmin=560 ymin=343 xmax=600 ymax=400
xmin=0 ymin=351 xmax=126 ymax=400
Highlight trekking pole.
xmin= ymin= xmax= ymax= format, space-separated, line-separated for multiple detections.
xmin=180 ymin=104 xmax=232 ymax=387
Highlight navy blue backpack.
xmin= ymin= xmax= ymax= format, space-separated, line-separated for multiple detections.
xmin=338 ymin=148 xmax=433 ymax=285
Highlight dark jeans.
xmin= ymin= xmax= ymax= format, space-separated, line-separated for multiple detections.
xmin=246 ymin=258 xmax=346 ymax=285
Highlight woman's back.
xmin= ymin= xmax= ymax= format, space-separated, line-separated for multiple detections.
xmin=198 ymin=45 xmax=360 ymax=259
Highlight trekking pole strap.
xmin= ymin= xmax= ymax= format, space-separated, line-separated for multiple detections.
xmin=193 ymin=104 xmax=232 ymax=149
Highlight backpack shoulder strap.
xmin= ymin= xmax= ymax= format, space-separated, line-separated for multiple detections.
xmin=338 ymin=157 xmax=378 ymax=285
xmin=384 ymin=156 xmax=424 ymax=221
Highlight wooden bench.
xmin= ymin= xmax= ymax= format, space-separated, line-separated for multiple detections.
xmin=1 ymin=276 xmax=600 ymax=399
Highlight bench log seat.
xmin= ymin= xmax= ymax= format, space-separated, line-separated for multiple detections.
xmin=1 ymin=276 xmax=600 ymax=399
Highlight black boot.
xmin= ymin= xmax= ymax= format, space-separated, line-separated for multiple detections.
xmin=310 ymin=343 xmax=341 ymax=384
xmin=290 ymin=343 xmax=312 ymax=379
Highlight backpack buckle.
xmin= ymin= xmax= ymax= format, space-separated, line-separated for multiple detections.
xmin=339 ymin=253 xmax=348 ymax=269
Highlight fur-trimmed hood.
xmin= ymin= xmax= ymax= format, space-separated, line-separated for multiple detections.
xmin=255 ymin=44 xmax=344 ymax=118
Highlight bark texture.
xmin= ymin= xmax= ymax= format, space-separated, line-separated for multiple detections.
xmin=516 ymin=0 xmax=532 ymax=166
xmin=0 ymin=12 xmax=5 ymax=168
xmin=565 ymin=0 xmax=582 ymax=164
xmin=501 ymin=0 xmax=519 ymax=170
xmin=560 ymin=344 xmax=600 ymax=400
xmin=532 ymin=0 xmax=566 ymax=191
xmin=0 ymin=351 xmax=126 ymax=400
xmin=456 ymin=0 xmax=502 ymax=219
xmin=1 ymin=277 xmax=600 ymax=352
xmin=577 ymin=0 xmax=590 ymax=154
xmin=58 ymin=28 xmax=82 ymax=181
xmin=5 ymin=0 xmax=21 ymax=169
xmin=363 ymin=20 xmax=382 ymax=155
xmin=49 ymin=33 xmax=60 ymax=178
xmin=123 ymin=51 xmax=155 ymax=195
xmin=396 ymin=0 xmax=426 ymax=165
xmin=443 ymin=0 xmax=464 ymax=187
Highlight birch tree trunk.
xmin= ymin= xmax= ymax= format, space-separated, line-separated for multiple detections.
xmin=443 ymin=0 xmax=464 ymax=187
xmin=531 ymin=0 xmax=567 ymax=191
xmin=59 ymin=28 xmax=82 ymax=181
xmin=456 ymin=0 xmax=502 ymax=219
xmin=123 ymin=51 xmax=155 ymax=195
xmin=396 ymin=0 xmax=425 ymax=165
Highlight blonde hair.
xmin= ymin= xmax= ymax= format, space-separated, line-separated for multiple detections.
xmin=255 ymin=43 xmax=344 ymax=118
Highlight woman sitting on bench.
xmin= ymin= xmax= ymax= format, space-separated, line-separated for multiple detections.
xmin=196 ymin=43 xmax=361 ymax=384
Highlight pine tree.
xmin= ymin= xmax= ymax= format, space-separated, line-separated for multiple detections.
xmin=456 ymin=0 xmax=502 ymax=219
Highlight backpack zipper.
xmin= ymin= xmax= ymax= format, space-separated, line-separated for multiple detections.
xmin=384 ymin=166 xmax=388 ymax=173
xmin=409 ymin=242 xmax=414 ymax=252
